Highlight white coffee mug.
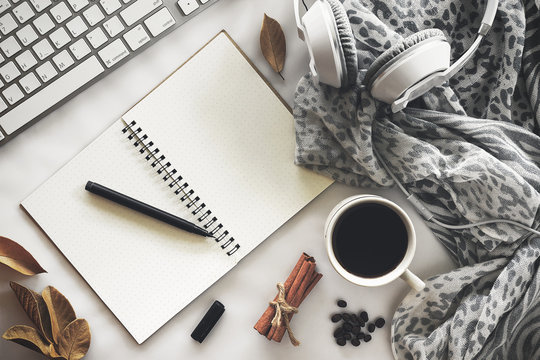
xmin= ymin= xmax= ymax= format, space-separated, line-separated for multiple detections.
xmin=325 ymin=195 xmax=425 ymax=291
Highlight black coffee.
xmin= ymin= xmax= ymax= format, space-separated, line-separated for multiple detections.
xmin=332 ymin=203 xmax=408 ymax=278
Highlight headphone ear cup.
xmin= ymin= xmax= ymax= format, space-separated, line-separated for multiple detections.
xmin=326 ymin=0 xmax=358 ymax=87
xmin=364 ymin=29 xmax=450 ymax=104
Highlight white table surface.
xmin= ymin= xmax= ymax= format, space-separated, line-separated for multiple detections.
xmin=0 ymin=0 xmax=456 ymax=358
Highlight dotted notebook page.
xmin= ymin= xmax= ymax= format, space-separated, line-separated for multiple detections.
xmin=22 ymin=120 xmax=237 ymax=344
xmin=122 ymin=32 xmax=333 ymax=259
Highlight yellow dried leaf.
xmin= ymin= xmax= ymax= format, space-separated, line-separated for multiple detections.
xmin=58 ymin=319 xmax=91 ymax=360
xmin=10 ymin=281 xmax=54 ymax=344
xmin=260 ymin=13 xmax=286 ymax=79
xmin=0 ymin=236 xmax=46 ymax=275
xmin=43 ymin=286 xmax=77 ymax=344
xmin=2 ymin=325 xmax=62 ymax=358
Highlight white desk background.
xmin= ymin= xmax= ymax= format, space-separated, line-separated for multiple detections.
xmin=0 ymin=0 xmax=455 ymax=358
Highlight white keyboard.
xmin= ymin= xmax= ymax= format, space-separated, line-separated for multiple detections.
xmin=0 ymin=0 xmax=218 ymax=145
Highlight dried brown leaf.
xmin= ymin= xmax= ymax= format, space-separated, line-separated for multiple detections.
xmin=43 ymin=286 xmax=77 ymax=344
xmin=10 ymin=281 xmax=54 ymax=344
xmin=0 ymin=236 xmax=46 ymax=275
xmin=260 ymin=13 xmax=286 ymax=78
xmin=58 ymin=319 xmax=91 ymax=360
xmin=2 ymin=325 xmax=62 ymax=359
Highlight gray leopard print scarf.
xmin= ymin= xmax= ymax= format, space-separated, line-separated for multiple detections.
xmin=294 ymin=0 xmax=540 ymax=359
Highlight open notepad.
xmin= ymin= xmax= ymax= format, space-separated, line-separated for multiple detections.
xmin=21 ymin=32 xmax=333 ymax=343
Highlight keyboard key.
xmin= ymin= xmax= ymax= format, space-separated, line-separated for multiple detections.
xmin=0 ymin=14 xmax=18 ymax=35
xmin=98 ymin=38 xmax=128 ymax=67
xmin=67 ymin=0 xmax=89 ymax=12
xmin=100 ymin=0 xmax=121 ymax=15
xmin=86 ymin=27 xmax=107 ymax=49
xmin=0 ymin=53 xmax=4 ymax=63
xmin=66 ymin=16 xmax=87 ymax=37
xmin=13 ymin=2 xmax=35 ymax=23
xmin=83 ymin=4 xmax=104 ymax=26
xmin=120 ymin=0 xmax=162 ymax=26
xmin=36 ymin=61 xmax=56 ymax=82
xmin=19 ymin=72 xmax=40 ymax=93
xmin=0 ymin=56 xmax=104 ymax=134
xmin=50 ymin=2 xmax=72 ymax=23
xmin=0 ymin=78 xmax=4 ymax=87
xmin=29 ymin=0 xmax=52 ymax=12
xmin=49 ymin=27 xmax=70 ymax=48
xmin=0 ymin=0 xmax=10 ymax=15
xmin=3 ymin=83 xmax=23 ymax=104
xmin=15 ymin=50 xmax=37 ymax=71
xmin=16 ymin=25 xmax=38 ymax=46
xmin=123 ymin=24 xmax=148 ymax=50
xmin=103 ymin=16 xmax=123 ymax=37
xmin=200 ymin=0 xmax=209 ymax=3
xmin=0 ymin=36 xmax=21 ymax=57
xmin=0 ymin=61 xmax=20 ymax=82
xmin=33 ymin=13 xmax=54 ymax=34
xmin=52 ymin=49 xmax=74 ymax=71
xmin=33 ymin=38 xmax=54 ymax=59
xmin=177 ymin=0 xmax=198 ymax=15
xmin=69 ymin=38 xmax=90 ymax=59
xmin=0 ymin=99 xmax=6 ymax=114
xmin=144 ymin=8 xmax=175 ymax=37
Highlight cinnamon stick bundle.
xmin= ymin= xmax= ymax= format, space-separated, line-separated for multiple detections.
xmin=254 ymin=252 xmax=322 ymax=345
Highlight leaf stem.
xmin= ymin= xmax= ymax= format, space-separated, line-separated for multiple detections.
xmin=278 ymin=72 xmax=284 ymax=80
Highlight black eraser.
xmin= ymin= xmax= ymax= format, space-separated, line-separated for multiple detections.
xmin=191 ymin=300 xmax=225 ymax=343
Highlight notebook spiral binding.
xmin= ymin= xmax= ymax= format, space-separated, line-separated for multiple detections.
xmin=121 ymin=120 xmax=240 ymax=256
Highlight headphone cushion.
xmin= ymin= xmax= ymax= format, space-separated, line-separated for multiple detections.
xmin=327 ymin=0 xmax=358 ymax=87
xmin=364 ymin=28 xmax=447 ymax=87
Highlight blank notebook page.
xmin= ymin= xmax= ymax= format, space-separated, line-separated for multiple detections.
xmin=22 ymin=32 xmax=332 ymax=344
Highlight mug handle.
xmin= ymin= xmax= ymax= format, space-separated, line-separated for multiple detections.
xmin=400 ymin=269 xmax=425 ymax=292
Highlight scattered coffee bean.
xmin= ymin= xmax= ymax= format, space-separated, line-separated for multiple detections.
xmin=344 ymin=333 xmax=352 ymax=340
xmin=352 ymin=314 xmax=360 ymax=324
xmin=359 ymin=319 xmax=365 ymax=327
xmin=357 ymin=332 xmax=365 ymax=340
xmin=343 ymin=322 xmax=353 ymax=331
xmin=360 ymin=311 xmax=368 ymax=322
xmin=336 ymin=337 xmax=346 ymax=346
xmin=352 ymin=326 xmax=360 ymax=335
xmin=351 ymin=338 xmax=361 ymax=347
xmin=331 ymin=314 xmax=342 ymax=323
xmin=364 ymin=334 xmax=372 ymax=342
xmin=337 ymin=299 xmax=347 ymax=308
xmin=375 ymin=317 xmax=386 ymax=328
xmin=367 ymin=323 xmax=376 ymax=333
xmin=333 ymin=327 xmax=344 ymax=338
xmin=342 ymin=313 xmax=351 ymax=322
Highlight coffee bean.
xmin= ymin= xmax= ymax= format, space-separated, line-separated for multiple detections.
xmin=344 ymin=333 xmax=352 ymax=340
xmin=342 ymin=313 xmax=351 ymax=322
xmin=360 ymin=311 xmax=369 ymax=322
xmin=331 ymin=314 xmax=342 ymax=323
xmin=368 ymin=323 xmax=376 ymax=333
xmin=351 ymin=338 xmax=360 ymax=347
xmin=352 ymin=326 xmax=360 ymax=335
xmin=352 ymin=314 xmax=360 ymax=324
xmin=375 ymin=317 xmax=386 ymax=328
xmin=337 ymin=299 xmax=347 ymax=308
xmin=343 ymin=322 xmax=353 ymax=332
xmin=359 ymin=319 xmax=365 ymax=327
xmin=357 ymin=332 xmax=365 ymax=339
xmin=333 ymin=327 xmax=344 ymax=338
xmin=336 ymin=337 xmax=346 ymax=346
xmin=364 ymin=334 xmax=372 ymax=342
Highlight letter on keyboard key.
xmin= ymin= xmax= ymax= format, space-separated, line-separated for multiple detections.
xmin=144 ymin=8 xmax=175 ymax=37
xmin=53 ymin=50 xmax=74 ymax=71
xmin=69 ymin=38 xmax=90 ymax=59
xmin=0 ymin=56 xmax=104 ymax=134
xmin=0 ymin=36 xmax=22 ymax=57
xmin=49 ymin=27 xmax=71 ymax=49
xmin=67 ymin=0 xmax=89 ymax=12
xmin=3 ymin=83 xmax=24 ymax=105
xmin=177 ymin=0 xmax=198 ymax=15
xmin=15 ymin=50 xmax=37 ymax=71
xmin=33 ymin=13 xmax=54 ymax=34
xmin=123 ymin=24 xmax=149 ymax=51
xmin=16 ymin=24 xmax=39 ymax=46
xmin=19 ymin=72 xmax=40 ymax=93
xmin=33 ymin=38 xmax=54 ymax=59
xmin=0 ymin=13 xmax=18 ymax=35
xmin=50 ymin=2 xmax=72 ymax=23
xmin=120 ymin=0 xmax=162 ymax=26
xmin=0 ymin=61 xmax=20 ymax=82
xmin=36 ymin=61 xmax=57 ymax=82
xmin=66 ymin=16 xmax=88 ymax=37
xmin=30 ymin=0 xmax=52 ymax=12
xmin=98 ymin=38 xmax=129 ymax=68
xmin=0 ymin=0 xmax=11 ymax=15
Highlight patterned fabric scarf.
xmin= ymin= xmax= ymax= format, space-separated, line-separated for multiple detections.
xmin=293 ymin=0 xmax=540 ymax=358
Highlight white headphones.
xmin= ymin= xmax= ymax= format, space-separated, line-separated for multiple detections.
xmin=295 ymin=0 xmax=499 ymax=112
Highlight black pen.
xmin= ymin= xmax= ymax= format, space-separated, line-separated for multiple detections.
xmin=85 ymin=181 xmax=211 ymax=238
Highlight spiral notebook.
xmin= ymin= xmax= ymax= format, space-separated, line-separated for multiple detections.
xmin=21 ymin=31 xmax=332 ymax=344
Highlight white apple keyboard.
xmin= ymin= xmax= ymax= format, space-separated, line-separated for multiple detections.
xmin=0 ymin=0 xmax=219 ymax=145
